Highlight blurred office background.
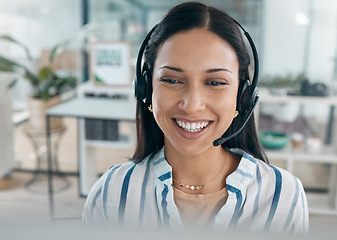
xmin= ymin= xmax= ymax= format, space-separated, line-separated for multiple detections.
xmin=1 ymin=0 xmax=337 ymax=237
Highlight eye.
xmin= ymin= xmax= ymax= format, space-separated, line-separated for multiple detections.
xmin=160 ymin=78 xmax=182 ymax=84
xmin=206 ymin=80 xmax=228 ymax=86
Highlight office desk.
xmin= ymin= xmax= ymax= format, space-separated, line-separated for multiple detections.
xmin=46 ymin=97 xmax=136 ymax=219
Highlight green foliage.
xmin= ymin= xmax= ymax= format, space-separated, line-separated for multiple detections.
xmin=0 ymin=35 xmax=77 ymax=101
xmin=258 ymin=73 xmax=304 ymax=90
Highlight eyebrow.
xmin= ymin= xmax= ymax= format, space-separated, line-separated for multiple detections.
xmin=159 ymin=66 xmax=232 ymax=74
xmin=159 ymin=66 xmax=184 ymax=72
xmin=206 ymin=68 xmax=232 ymax=74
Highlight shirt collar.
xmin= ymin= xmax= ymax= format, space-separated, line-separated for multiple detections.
xmin=152 ymin=147 xmax=173 ymax=186
xmin=226 ymin=151 xmax=257 ymax=194
xmin=151 ymin=147 xmax=257 ymax=193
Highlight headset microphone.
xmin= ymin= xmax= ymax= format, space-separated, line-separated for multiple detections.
xmin=213 ymin=95 xmax=259 ymax=147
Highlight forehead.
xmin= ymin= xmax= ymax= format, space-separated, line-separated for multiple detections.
xmin=155 ymin=28 xmax=238 ymax=70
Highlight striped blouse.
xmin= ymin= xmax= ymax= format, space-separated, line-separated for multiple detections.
xmin=82 ymin=147 xmax=309 ymax=234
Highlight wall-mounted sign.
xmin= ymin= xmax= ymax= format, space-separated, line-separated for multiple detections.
xmin=90 ymin=41 xmax=131 ymax=86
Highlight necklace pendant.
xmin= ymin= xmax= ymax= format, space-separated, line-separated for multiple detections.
xmin=174 ymin=179 xmax=209 ymax=191
xmin=181 ymin=184 xmax=203 ymax=190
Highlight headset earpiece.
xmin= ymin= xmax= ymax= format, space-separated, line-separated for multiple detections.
xmin=237 ymin=80 xmax=248 ymax=112
xmin=245 ymin=86 xmax=258 ymax=110
xmin=237 ymin=80 xmax=258 ymax=112
xmin=134 ymin=74 xmax=144 ymax=101
xmin=133 ymin=25 xmax=157 ymax=104
xmin=134 ymin=71 xmax=150 ymax=102
xmin=242 ymin=85 xmax=258 ymax=111
xmin=142 ymin=71 xmax=152 ymax=104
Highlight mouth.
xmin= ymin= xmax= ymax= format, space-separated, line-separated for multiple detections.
xmin=174 ymin=119 xmax=210 ymax=133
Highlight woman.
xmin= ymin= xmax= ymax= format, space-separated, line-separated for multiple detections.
xmin=83 ymin=2 xmax=308 ymax=233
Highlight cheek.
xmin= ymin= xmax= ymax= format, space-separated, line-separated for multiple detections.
xmin=213 ymin=91 xmax=238 ymax=129
xmin=215 ymin=88 xmax=238 ymax=111
xmin=152 ymin=86 xmax=164 ymax=111
xmin=152 ymin=87 xmax=174 ymax=124
xmin=217 ymin=99 xmax=237 ymax=120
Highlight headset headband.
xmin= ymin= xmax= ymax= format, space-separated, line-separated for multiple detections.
xmin=136 ymin=25 xmax=157 ymax=79
xmin=231 ymin=18 xmax=259 ymax=88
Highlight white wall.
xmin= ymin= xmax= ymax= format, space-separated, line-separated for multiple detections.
xmin=261 ymin=0 xmax=337 ymax=123
xmin=262 ymin=0 xmax=337 ymax=83
xmin=0 ymin=0 xmax=82 ymax=55
xmin=306 ymin=0 xmax=337 ymax=82
xmin=262 ymin=0 xmax=307 ymax=76
xmin=261 ymin=0 xmax=306 ymax=75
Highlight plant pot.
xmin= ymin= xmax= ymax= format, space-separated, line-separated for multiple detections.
xmin=27 ymin=96 xmax=64 ymax=133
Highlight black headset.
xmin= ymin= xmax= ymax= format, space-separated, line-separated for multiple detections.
xmin=133 ymin=25 xmax=157 ymax=105
xmin=134 ymin=19 xmax=259 ymax=114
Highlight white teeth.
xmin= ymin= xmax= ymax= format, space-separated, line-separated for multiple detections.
xmin=175 ymin=119 xmax=209 ymax=132
xmin=191 ymin=122 xmax=196 ymax=130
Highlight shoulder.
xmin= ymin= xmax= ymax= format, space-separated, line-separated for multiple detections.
xmin=89 ymin=154 xmax=155 ymax=196
xmin=242 ymin=152 xmax=309 ymax=233
xmin=235 ymin=153 xmax=308 ymax=233
xmin=233 ymin=151 xmax=307 ymax=214
xmin=253 ymin=154 xmax=302 ymax=192
xmin=84 ymin=149 xmax=166 ymax=203
xmin=238 ymin=151 xmax=303 ymax=197
xmin=82 ymin=153 xmax=159 ymax=226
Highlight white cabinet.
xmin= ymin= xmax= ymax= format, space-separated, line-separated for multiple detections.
xmin=78 ymin=118 xmax=135 ymax=196
xmin=76 ymin=82 xmax=136 ymax=196
xmin=47 ymin=82 xmax=136 ymax=196
xmin=256 ymin=89 xmax=337 ymax=215
xmin=0 ymin=74 xmax=15 ymax=178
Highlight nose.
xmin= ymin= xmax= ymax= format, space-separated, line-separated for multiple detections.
xmin=178 ymin=85 xmax=206 ymax=114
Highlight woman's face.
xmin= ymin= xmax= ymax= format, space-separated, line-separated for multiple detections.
xmin=152 ymin=28 xmax=239 ymax=158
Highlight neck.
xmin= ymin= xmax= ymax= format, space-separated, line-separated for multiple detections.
xmin=165 ymin=142 xmax=230 ymax=193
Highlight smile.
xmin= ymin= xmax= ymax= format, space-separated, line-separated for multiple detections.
xmin=175 ymin=119 xmax=210 ymax=132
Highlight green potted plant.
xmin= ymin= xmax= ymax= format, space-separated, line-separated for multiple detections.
xmin=0 ymin=35 xmax=77 ymax=133
xmin=258 ymin=73 xmax=304 ymax=123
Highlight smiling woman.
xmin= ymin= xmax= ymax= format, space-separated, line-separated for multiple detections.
xmin=152 ymin=28 xmax=239 ymax=161
xmin=83 ymin=1 xmax=309 ymax=234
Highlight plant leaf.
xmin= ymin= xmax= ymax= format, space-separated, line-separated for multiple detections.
xmin=49 ymin=39 xmax=72 ymax=63
xmin=38 ymin=66 xmax=55 ymax=83
xmin=0 ymin=55 xmax=26 ymax=72
xmin=0 ymin=59 xmax=16 ymax=72
xmin=38 ymin=90 xmax=50 ymax=101
xmin=24 ymin=69 xmax=39 ymax=88
xmin=0 ymin=54 xmax=40 ymax=91
xmin=7 ymin=77 xmax=19 ymax=89
xmin=0 ymin=35 xmax=34 ymax=63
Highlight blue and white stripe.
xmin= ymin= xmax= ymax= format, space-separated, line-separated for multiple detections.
xmin=83 ymin=147 xmax=308 ymax=234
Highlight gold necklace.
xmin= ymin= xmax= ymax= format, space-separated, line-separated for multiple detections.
xmin=172 ymin=151 xmax=228 ymax=191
